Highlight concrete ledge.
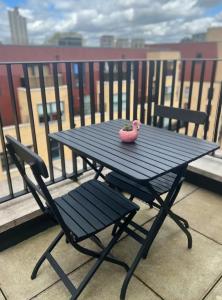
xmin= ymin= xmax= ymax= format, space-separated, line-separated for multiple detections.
xmin=0 ymin=178 xmax=80 ymax=234
xmin=188 ymin=155 xmax=222 ymax=183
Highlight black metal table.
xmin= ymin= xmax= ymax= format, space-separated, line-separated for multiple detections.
xmin=49 ymin=119 xmax=219 ymax=299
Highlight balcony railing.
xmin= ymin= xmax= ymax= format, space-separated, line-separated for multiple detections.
xmin=0 ymin=58 xmax=222 ymax=204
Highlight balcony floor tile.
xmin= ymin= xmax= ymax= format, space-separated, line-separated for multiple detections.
xmin=205 ymin=278 xmax=222 ymax=300
xmin=0 ymin=226 xmax=97 ymax=300
xmin=112 ymin=218 xmax=222 ymax=300
xmin=173 ymin=188 xmax=222 ymax=244
xmin=32 ymin=260 xmax=160 ymax=300
xmin=0 ymin=290 xmax=5 ymax=300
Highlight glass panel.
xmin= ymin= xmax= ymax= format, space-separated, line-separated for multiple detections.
xmin=60 ymin=101 xmax=64 ymax=112
xmin=51 ymin=102 xmax=57 ymax=113
xmin=84 ymin=95 xmax=91 ymax=115
xmin=37 ymin=104 xmax=43 ymax=115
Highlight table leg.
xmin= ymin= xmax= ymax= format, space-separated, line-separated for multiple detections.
xmin=120 ymin=166 xmax=187 ymax=300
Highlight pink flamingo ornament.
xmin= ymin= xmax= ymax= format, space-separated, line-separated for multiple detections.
xmin=119 ymin=120 xmax=141 ymax=143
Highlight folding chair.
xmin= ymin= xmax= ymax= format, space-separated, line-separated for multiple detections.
xmin=106 ymin=105 xmax=207 ymax=249
xmin=6 ymin=135 xmax=139 ymax=300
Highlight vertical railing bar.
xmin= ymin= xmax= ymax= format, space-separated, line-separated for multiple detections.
xmin=6 ymin=64 xmax=21 ymax=141
xmin=133 ymin=61 xmax=139 ymax=120
xmin=168 ymin=60 xmax=177 ymax=130
xmin=65 ymin=62 xmax=78 ymax=177
xmin=52 ymin=62 xmax=66 ymax=178
xmin=117 ymin=61 xmax=123 ymax=119
xmin=197 ymin=60 xmax=206 ymax=111
xmin=185 ymin=60 xmax=196 ymax=135
xmin=78 ymin=62 xmax=85 ymax=127
xmin=89 ymin=62 xmax=96 ymax=124
xmin=140 ymin=61 xmax=147 ymax=123
xmin=38 ymin=64 xmax=54 ymax=181
xmin=204 ymin=60 xmax=217 ymax=139
xmin=22 ymin=63 xmax=38 ymax=154
xmin=153 ymin=60 xmax=161 ymax=127
xmin=78 ymin=62 xmax=87 ymax=171
xmin=99 ymin=62 xmax=105 ymax=122
xmin=213 ymin=81 xmax=222 ymax=143
xmin=159 ymin=60 xmax=167 ymax=128
xmin=176 ymin=60 xmax=186 ymax=132
xmin=108 ymin=61 xmax=114 ymax=120
xmin=7 ymin=64 xmax=27 ymax=191
xmin=147 ymin=61 xmax=154 ymax=125
xmin=126 ymin=61 xmax=131 ymax=120
xmin=0 ymin=114 xmax=13 ymax=196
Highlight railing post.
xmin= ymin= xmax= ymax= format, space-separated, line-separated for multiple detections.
xmin=204 ymin=60 xmax=217 ymax=139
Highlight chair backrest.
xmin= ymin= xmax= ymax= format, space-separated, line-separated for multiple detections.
xmin=154 ymin=105 xmax=207 ymax=137
xmin=6 ymin=135 xmax=70 ymax=236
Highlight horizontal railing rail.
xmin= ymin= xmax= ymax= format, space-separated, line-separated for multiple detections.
xmin=0 ymin=58 xmax=222 ymax=203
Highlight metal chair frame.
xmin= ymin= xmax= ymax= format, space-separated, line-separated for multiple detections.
xmin=6 ymin=135 xmax=138 ymax=300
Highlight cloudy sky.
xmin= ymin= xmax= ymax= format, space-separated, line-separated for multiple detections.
xmin=1 ymin=0 xmax=222 ymax=45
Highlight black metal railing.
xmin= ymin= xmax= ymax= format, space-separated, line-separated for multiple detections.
xmin=0 ymin=58 xmax=222 ymax=203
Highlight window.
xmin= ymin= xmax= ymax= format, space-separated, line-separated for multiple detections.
xmin=196 ymin=52 xmax=203 ymax=59
xmin=38 ymin=101 xmax=64 ymax=123
xmin=165 ymin=86 xmax=172 ymax=102
xmin=166 ymin=61 xmax=174 ymax=76
xmin=50 ymin=140 xmax=60 ymax=160
xmin=84 ymin=95 xmax=91 ymax=115
xmin=1 ymin=145 xmax=33 ymax=171
xmin=73 ymin=63 xmax=85 ymax=87
xmin=113 ymin=93 xmax=126 ymax=112
xmin=104 ymin=62 xmax=127 ymax=81
xmin=184 ymin=87 xmax=189 ymax=98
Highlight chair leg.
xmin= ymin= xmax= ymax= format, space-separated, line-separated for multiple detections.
xmin=72 ymin=212 xmax=136 ymax=300
xmin=112 ymin=194 xmax=135 ymax=237
xmin=73 ymin=242 xmax=129 ymax=271
xmin=31 ymin=231 xmax=64 ymax=280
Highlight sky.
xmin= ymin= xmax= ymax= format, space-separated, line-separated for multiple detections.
xmin=1 ymin=0 xmax=222 ymax=46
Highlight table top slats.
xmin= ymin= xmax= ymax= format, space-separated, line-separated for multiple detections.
xmin=49 ymin=119 xmax=219 ymax=183
xmin=100 ymin=122 xmax=213 ymax=157
xmin=110 ymin=119 xmax=216 ymax=149
xmin=71 ymin=126 xmax=180 ymax=168
xmin=65 ymin=130 xmax=175 ymax=172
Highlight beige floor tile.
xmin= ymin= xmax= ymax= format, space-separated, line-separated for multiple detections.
xmin=173 ymin=188 xmax=222 ymax=243
xmin=176 ymin=181 xmax=198 ymax=202
xmin=205 ymin=279 xmax=222 ymax=300
xmin=0 ymin=290 xmax=5 ymax=300
xmin=0 ymin=202 xmax=156 ymax=300
xmin=0 ymin=226 xmax=99 ymax=300
xmin=33 ymin=260 xmax=160 ymax=300
xmin=112 ymin=218 xmax=222 ymax=300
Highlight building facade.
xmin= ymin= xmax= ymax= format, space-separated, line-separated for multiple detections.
xmin=116 ymin=38 xmax=130 ymax=48
xmin=131 ymin=38 xmax=145 ymax=48
xmin=100 ymin=35 xmax=115 ymax=48
xmin=8 ymin=7 xmax=28 ymax=45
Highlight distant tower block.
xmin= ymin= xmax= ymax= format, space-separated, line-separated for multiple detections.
xmin=8 ymin=7 xmax=29 ymax=45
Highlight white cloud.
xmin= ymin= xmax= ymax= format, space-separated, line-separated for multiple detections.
xmin=0 ymin=0 xmax=222 ymax=45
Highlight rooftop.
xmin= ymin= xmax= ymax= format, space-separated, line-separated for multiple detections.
xmin=0 ymin=170 xmax=221 ymax=300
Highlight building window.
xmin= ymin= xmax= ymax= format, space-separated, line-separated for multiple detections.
xmin=113 ymin=93 xmax=126 ymax=112
xmin=166 ymin=61 xmax=174 ymax=76
xmin=50 ymin=140 xmax=60 ymax=160
xmin=196 ymin=52 xmax=203 ymax=59
xmin=84 ymin=95 xmax=91 ymax=115
xmin=184 ymin=87 xmax=189 ymax=98
xmin=165 ymin=86 xmax=172 ymax=102
xmin=73 ymin=63 xmax=85 ymax=87
xmin=37 ymin=101 xmax=64 ymax=123
xmin=104 ymin=62 xmax=127 ymax=81
xmin=1 ymin=145 xmax=33 ymax=171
